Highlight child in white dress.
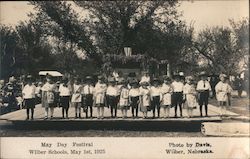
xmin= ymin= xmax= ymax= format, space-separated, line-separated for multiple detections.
xmin=215 ymin=74 xmax=233 ymax=117
xmin=93 ymin=76 xmax=107 ymax=119
xmin=160 ymin=76 xmax=172 ymax=118
xmin=139 ymin=81 xmax=151 ymax=118
xmin=71 ymin=77 xmax=82 ymax=118
xmin=118 ymin=79 xmax=130 ymax=118
xmin=41 ymin=75 xmax=56 ymax=119
xmin=183 ymin=76 xmax=198 ymax=118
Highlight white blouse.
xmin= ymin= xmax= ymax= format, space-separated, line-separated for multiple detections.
xmin=129 ymin=88 xmax=140 ymax=97
xmin=196 ymin=80 xmax=212 ymax=91
xmin=150 ymin=86 xmax=161 ymax=97
xmin=82 ymin=84 xmax=94 ymax=95
xmin=171 ymin=81 xmax=184 ymax=92
xmin=59 ymin=84 xmax=71 ymax=96
xmin=22 ymin=84 xmax=36 ymax=99
xmin=106 ymin=86 xmax=119 ymax=96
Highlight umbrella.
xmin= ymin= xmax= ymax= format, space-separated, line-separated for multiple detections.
xmin=39 ymin=71 xmax=63 ymax=77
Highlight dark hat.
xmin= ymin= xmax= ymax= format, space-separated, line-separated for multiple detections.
xmin=130 ymin=78 xmax=138 ymax=84
xmin=163 ymin=75 xmax=171 ymax=81
xmin=152 ymin=77 xmax=160 ymax=83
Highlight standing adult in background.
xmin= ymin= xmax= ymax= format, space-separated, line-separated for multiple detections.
xmin=22 ymin=75 xmax=36 ymax=120
xmin=82 ymin=76 xmax=94 ymax=118
xmin=0 ymin=80 xmax=5 ymax=90
xmin=226 ymin=77 xmax=233 ymax=106
xmin=112 ymin=69 xmax=119 ymax=82
xmin=140 ymin=70 xmax=150 ymax=85
xmin=209 ymin=74 xmax=219 ymax=99
xmin=215 ymin=74 xmax=233 ymax=117
xmin=41 ymin=74 xmax=56 ymax=120
xmin=35 ymin=81 xmax=43 ymax=104
xmin=4 ymin=76 xmax=18 ymax=112
xmin=196 ymin=71 xmax=212 ymax=117
xmin=19 ymin=75 xmax=26 ymax=90
xmin=235 ymin=75 xmax=244 ymax=98
xmin=171 ymin=73 xmax=184 ymax=118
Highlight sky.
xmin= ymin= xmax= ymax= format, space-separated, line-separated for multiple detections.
xmin=0 ymin=1 xmax=249 ymax=33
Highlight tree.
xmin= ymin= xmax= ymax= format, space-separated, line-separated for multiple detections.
xmin=193 ymin=18 xmax=249 ymax=75
xmin=75 ymin=1 xmax=180 ymax=54
xmin=75 ymin=1 xmax=194 ymax=74
xmin=0 ymin=25 xmax=20 ymax=78
xmin=0 ymin=20 xmax=56 ymax=79
xmin=15 ymin=22 xmax=54 ymax=74
xmin=229 ymin=18 xmax=249 ymax=69
xmin=30 ymin=1 xmax=99 ymax=62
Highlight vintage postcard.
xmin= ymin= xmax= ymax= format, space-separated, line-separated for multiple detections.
xmin=0 ymin=0 xmax=249 ymax=159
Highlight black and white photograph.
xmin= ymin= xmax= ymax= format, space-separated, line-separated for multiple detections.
xmin=0 ymin=0 xmax=249 ymax=158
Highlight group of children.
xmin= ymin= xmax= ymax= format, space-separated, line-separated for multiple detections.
xmin=21 ymin=71 xmax=233 ymax=120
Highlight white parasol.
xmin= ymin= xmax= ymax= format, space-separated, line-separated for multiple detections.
xmin=39 ymin=71 xmax=63 ymax=77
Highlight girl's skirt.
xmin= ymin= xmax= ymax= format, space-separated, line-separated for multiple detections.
xmin=23 ymin=98 xmax=35 ymax=109
xmin=59 ymin=96 xmax=70 ymax=109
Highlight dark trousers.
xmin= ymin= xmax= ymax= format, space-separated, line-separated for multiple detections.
xmin=198 ymin=91 xmax=209 ymax=116
xmin=172 ymin=92 xmax=183 ymax=117
xmin=130 ymin=96 xmax=139 ymax=117
xmin=26 ymin=108 xmax=34 ymax=119
xmin=84 ymin=94 xmax=93 ymax=118
xmin=107 ymin=96 xmax=118 ymax=117
xmin=151 ymin=96 xmax=160 ymax=117
xmin=60 ymin=96 xmax=70 ymax=118
xmin=24 ymin=98 xmax=35 ymax=119
xmin=62 ymin=108 xmax=69 ymax=118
